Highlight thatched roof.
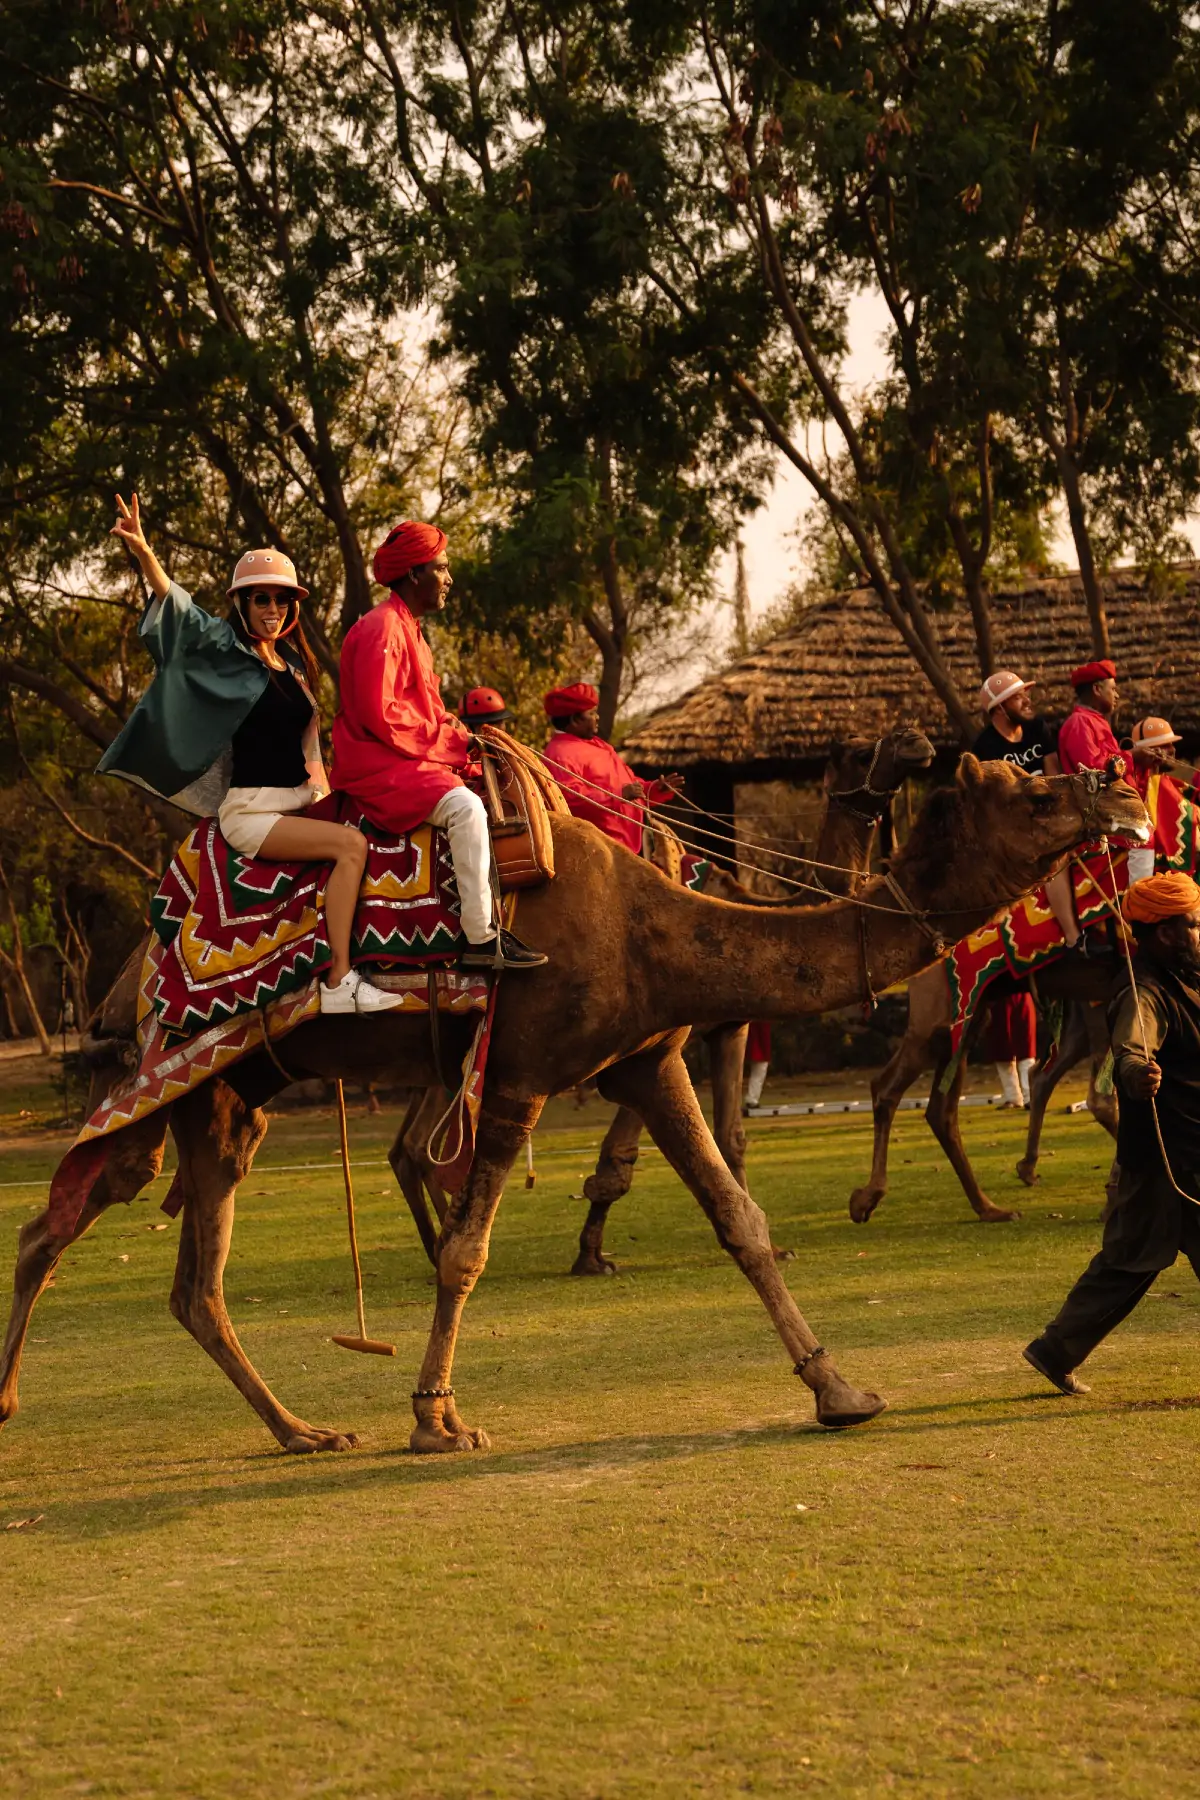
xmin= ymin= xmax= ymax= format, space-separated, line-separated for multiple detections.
xmin=622 ymin=567 xmax=1200 ymax=779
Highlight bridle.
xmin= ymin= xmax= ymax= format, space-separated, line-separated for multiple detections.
xmin=827 ymin=737 xmax=908 ymax=823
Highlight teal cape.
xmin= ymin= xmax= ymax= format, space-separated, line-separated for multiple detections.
xmin=97 ymin=583 xmax=325 ymax=815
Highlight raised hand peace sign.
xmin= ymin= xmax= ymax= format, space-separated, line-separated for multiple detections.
xmin=110 ymin=492 xmax=171 ymax=599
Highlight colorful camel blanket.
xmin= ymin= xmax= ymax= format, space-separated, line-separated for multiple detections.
xmin=944 ymin=784 xmax=1200 ymax=1055
xmin=147 ymin=801 xmax=469 ymax=1039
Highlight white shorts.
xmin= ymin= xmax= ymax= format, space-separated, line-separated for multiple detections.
xmin=217 ymin=782 xmax=320 ymax=857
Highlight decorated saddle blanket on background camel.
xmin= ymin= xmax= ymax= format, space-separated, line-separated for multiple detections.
xmin=945 ymin=783 xmax=1200 ymax=1054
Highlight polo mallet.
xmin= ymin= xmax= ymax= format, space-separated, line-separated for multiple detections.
xmin=331 ymin=1079 xmax=396 ymax=1357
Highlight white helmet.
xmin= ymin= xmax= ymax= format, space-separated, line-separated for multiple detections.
xmin=226 ymin=548 xmax=309 ymax=599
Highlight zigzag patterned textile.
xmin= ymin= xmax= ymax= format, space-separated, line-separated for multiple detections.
xmin=945 ymin=786 xmax=1200 ymax=1054
xmin=147 ymin=797 xmax=467 ymax=1039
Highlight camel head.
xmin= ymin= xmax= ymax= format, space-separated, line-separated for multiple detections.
xmin=893 ymin=753 xmax=1150 ymax=915
xmin=825 ymin=725 xmax=935 ymax=818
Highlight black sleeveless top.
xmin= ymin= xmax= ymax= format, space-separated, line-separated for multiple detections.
xmin=230 ymin=661 xmax=312 ymax=788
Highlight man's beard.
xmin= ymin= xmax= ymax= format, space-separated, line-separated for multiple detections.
xmin=1174 ymin=945 xmax=1200 ymax=982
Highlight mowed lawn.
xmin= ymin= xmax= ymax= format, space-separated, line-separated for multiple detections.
xmin=1 ymin=1063 xmax=1199 ymax=1799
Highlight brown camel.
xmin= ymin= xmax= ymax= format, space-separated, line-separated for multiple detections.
xmin=389 ymin=727 xmax=935 ymax=1272
xmin=0 ymin=758 xmax=1147 ymax=1456
xmin=847 ymin=948 xmax=1118 ymax=1225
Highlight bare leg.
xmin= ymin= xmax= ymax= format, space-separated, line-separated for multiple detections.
xmin=1017 ymin=1001 xmax=1091 ymax=1185
xmin=924 ymin=1035 xmax=1019 ymax=1223
xmin=600 ymin=1041 xmax=885 ymax=1428
xmin=573 ymin=1104 xmax=643 ymax=1275
xmin=411 ymin=1093 xmax=544 ymax=1454
xmin=256 ymin=816 xmax=368 ymax=987
xmin=1045 ymin=864 xmax=1082 ymax=947
xmin=849 ymin=1027 xmax=932 ymax=1222
xmin=0 ymin=1111 xmax=170 ymax=1430
xmin=389 ymin=1088 xmax=450 ymax=1266
xmin=169 ymin=1081 xmax=358 ymax=1453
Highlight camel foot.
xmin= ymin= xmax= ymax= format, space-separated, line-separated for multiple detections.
xmin=814 ymin=1373 xmax=889 ymax=1430
xmin=770 ymin=1243 xmax=796 ymax=1262
xmin=848 ymin=1185 xmax=883 ymax=1223
xmin=570 ymin=1251 xmax=617 ymax=1276
xmin=975 ymin=1200 xmax=1020 ymax=1223
xmin=282 ymin=1425 xmax=360 ymax=1454
xmin=1015 ymin=1159 xmax=1040 ymax=1186
xmin=410 ymin=1417 xmax=491 ymax=1454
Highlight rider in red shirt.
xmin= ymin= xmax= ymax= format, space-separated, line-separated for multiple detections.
xmin=1056 ymin=659 xmax=1122 ymax=774
xmin=332 ymin=521 xmax=545 ymax=971
xmin=540 ymin=683 xmax=676 ymax=855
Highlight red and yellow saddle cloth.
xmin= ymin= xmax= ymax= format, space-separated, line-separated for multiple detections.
xmin=147 ymin=797 xmax=468 ymax=1040
xmin=945 ymin=780 xmax=1199 ymax=1054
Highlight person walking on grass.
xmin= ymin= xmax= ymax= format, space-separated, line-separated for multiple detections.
xmin=1024 ymin=871 xmax=1200 ymax=1395
xmin=104 ymin=493 xmax=402 ymax=1016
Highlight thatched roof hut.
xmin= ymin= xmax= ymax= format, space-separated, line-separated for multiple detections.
xmin=622 ymin=569 xmax=1200 ymax=794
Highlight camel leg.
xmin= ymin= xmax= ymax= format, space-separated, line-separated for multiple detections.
xmin=1016 ymin=1002 xmax=1091 ymax=1184
xmin=599 ymin=1042 xmax=886 ymax=1429
xmin=848 ymin=1027 xmax=931 ymax=1222
xmin=0 ymin=1111 xmax=170 ymax=1432
xmin=708 ymin=1022 xmax=750 ymax=1189
xmin=411 ymin=1094 xmax=543 ymax=1454
xmin=1084 ymin=1004 xmax=1119 ymax=1142
xmin=709 ymin=1021 xmax=794 ymax=1260
xmin=573 ymin=1104 xmax=643 ymax=1276
xmin=169 ymin=1081 xmax=358 ymax=1454
xmin=923 ymin=1034 xmax=1019 ymax=1223
xmin=389 ymin=1089 xmax=449 ymax=1266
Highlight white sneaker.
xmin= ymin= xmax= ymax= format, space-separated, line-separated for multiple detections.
xmin=320 ymin=970 xmax=360 ymax=1013
xmin=354 ymin=975 xmax=405 ymax=1014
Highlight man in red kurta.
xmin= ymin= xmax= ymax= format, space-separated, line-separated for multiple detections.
xmin=1056 ymin=659 xmax=1123 ymax=775
xmin=1125 ymin=716 xmax=1186 ymax=882
xmin=540 ymin=683 xmax=676 ymax=855
xmin=332 ymin=521 xmax=546 ymax=970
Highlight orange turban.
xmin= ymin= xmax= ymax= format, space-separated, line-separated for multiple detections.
xmin=1123 ymin=872 xmax=1200 ymax=924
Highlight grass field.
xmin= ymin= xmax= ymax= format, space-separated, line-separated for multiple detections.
xmin=1 ymin=1058 xmax=1198 ymax=1798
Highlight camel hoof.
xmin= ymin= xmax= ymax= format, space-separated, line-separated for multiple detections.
xmin=815 ymin=1384 xmax=889 ymax=1429
xmin=410 ymin=1420 xmax=491 ymax=1454
xmin=0 ymin=1390 xmax=18 ymax=1429
xmin=283 ymin=1426 xmax=359 ymax=1454
xmin=570 ymin=1253 xmax=617 ymax=1277
xmin=977 ymin=1203 xmax=1020 ymax=1223
xmin=770 ymin=1243 xmax=796 ymax=1262
xmin=1015 ymin=1160 xmax=1039 ymax=1187
xmin=848 ymin=1186 xmax=882 ymax=1223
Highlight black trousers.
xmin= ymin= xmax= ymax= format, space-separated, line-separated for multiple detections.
xmin=1039 ymin=1164 xmax=1200 ymax=1372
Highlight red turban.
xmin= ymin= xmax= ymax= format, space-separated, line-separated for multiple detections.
xmin=544 ymin=682 xmax=599 ymax=719
xmin=372 ymin=522 xmax=447 ymax=589
xmin=1123 ymin=872 xmax=1200 ymax=924
xmin=1070 ymin=658 xmax=1117 ymax=688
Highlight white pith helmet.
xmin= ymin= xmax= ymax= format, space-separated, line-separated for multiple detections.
xmin=226 ymin=548 xmax=309 ymax=600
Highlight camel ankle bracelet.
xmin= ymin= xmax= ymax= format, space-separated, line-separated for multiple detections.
xmin=793 ymin=1346 xmax=827 ymax=1376
xmin=412 ymin=1386 xmax=455 ymax=1400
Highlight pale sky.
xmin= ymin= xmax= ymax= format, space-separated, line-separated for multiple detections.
xmin=646 ymin=289 xmax=1200 ymax=714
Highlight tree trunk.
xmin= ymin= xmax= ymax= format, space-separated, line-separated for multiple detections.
xmin=1058 ymin=451 xmax=1110 ymax=659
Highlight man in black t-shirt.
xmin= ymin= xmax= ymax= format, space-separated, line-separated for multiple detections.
xmin=972 ymin=669 xmax=1058 ymax=776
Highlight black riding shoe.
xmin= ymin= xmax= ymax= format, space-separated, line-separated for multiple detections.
xmin=460 ymin=928 xmax=548 ymax=972
xmin=1023 ymin=1340 xmax=1091 ymax=1396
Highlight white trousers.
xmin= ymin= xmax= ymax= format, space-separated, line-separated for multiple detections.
xmin=745 ymin=1059 xmax=770 ymax=1107
xmin=996 ymin=1057 xmax=1036 ymax=1106
xmin=429 ymin=786 xmax=493 ymax=943
xmin=1126 ymin=846 xmax=1156 ymax=887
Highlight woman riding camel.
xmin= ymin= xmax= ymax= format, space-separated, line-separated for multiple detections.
xmin=101 ymin=493 xmax=401 ymax=1016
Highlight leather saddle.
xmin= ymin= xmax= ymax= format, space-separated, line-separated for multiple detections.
xmin=475 ymin=724 xmax=570 ymax=891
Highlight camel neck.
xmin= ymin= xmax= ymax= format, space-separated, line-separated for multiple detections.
xmin=640 ymin=883 xmax=948 ymax=1026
